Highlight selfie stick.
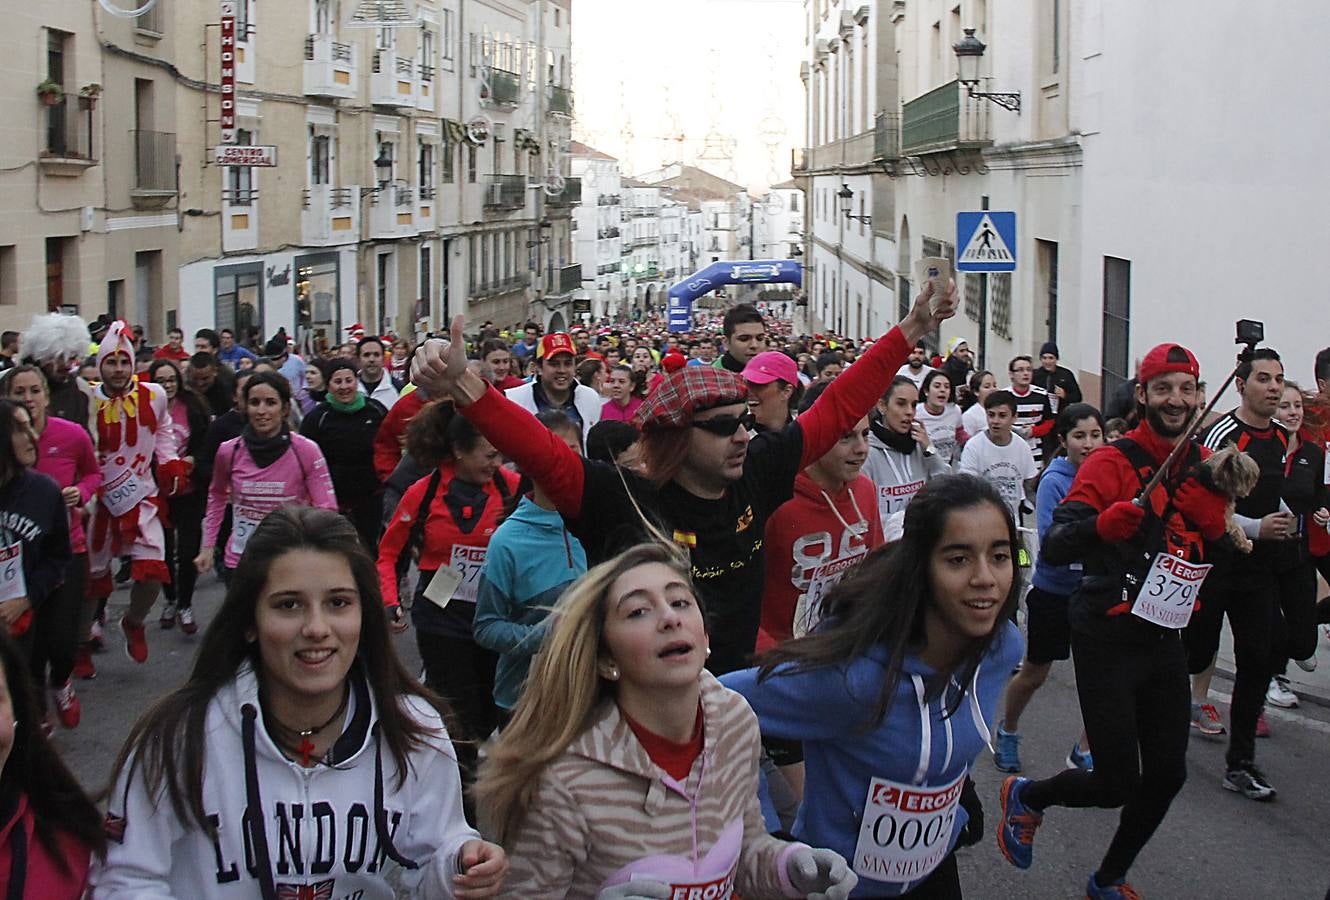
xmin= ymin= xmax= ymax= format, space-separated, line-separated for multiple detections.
xmin=1134 ymin=329 xmax=1263 ymax=508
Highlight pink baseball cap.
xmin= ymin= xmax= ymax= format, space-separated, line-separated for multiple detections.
xmin=743 ymin=350 xmax=798 ymax=386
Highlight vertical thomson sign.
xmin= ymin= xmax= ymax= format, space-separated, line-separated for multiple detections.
xmin=219 ymin=0 xmax=237 ymax=143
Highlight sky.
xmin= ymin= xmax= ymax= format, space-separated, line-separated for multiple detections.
xmin=569 ymin=0 xmax=805 ymax=193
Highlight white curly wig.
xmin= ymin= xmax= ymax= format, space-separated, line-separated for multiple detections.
xmin=22 ymin=312 xmax=91 ymax=365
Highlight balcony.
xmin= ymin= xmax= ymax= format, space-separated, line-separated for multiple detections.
xmin=416 ymin=184 xmax=437 ymax=232
xmin=900 ymin=80 xmax=992 ymax=157
xmin=554 ymin=263 xmax=582 ymax=295
xmin=483 ymin=175 xmax=527 ymax=211
xmin=597 ymin=227 xmax=621 ymax=240
xmin=597 ymin=194 xmax=621 ymax=206
xmin=627 ymin=207 xmax=656 ymax=219
xmin=548 ymin=84 xmax=573 ymax=117
xmin=546 ymin=176 xmax=581 ymax=208
xmin=367 ymin=184 xmax=416 ymax=239
xmin=131 ymin=130 xmax=176 ymax=208
xmin=473 ymin=275 xmax=527 ymax=299
xmin=791 ymin=148 xmax=808 ymax=174
xmin=802 ymin=130 xmax=877 ymax=172
xmin=371 ymin=50 xmax=416 ymax=107
xmin=302 ymin=185 xmax=360 ymax=247
xmin=483 ymin=67 xmax=521 ymax=107
xmin=39 ymin=99 xmax=97 ymax=176
xmin=631 ymin=235 xmax=657 ymax=249
xmin=304 ymin=34 xmax=357 ymax=100
xmin=416 ymin=61 xmax=436 ymax=111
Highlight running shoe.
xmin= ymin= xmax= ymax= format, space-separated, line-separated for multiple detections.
xmin=88 ymin=618 xmax=105 ymax=652
xmin=1294 ymin=654 xmax=1317 ymax=673
xmin=53 ymin=679 xmax=80 ymax=729
xmin=997 ymin=776 xmax=1042 ymax=869
xmin=1190 ymin=702 xmax=1226 ymax=736
xmin=1266 ymin=676 xmax=1297 ymax=709
xmin=1255 ymin=712 xmax=1270 ymax=738
xmin=1223 ymin=762 xmax=1276 ymax=801
xmin=178 ymin=606 xmax=197 ymax=634
xmin=1066 ymin=741 xmax=1094 ymax=772
xmin=72 ymin=644 xmax=97 ymax=680
xmin=40 ymin=715 xmax=55 ymax=739
xmin=159 ymin=602 xmax=177 ymax=629
xmin=994 ymin=725 xmax=1022 ymax=772
xmin=121 ymin=616 xmax=148 ymax=664
xmin=1085 ymin=872 xmax=1142 ymax=900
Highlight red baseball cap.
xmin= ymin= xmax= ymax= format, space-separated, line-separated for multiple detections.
xmin=1139 ymin=343 xmax=1200 ymax=385
xmin=742 ymin=350 xmax=798 ymax=386
xmin=537 ymin=333 xmax=576 ymax=360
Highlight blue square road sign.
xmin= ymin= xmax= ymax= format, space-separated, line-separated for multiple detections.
xmin=956 ymin=211 xmax=1017 ymax=272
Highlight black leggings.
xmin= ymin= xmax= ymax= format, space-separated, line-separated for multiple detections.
xmin=29 ymin=552 xmax=87 ymax=707
xmin=1273 ymin=561 xmax=1319 ymax=675
xmin=162 ymin=491 xmax=205 ymax=608
xmin=414 ymin=630 xmax=497 ymax=783
xmin=1020 ymin=631 xmax=1189 ymax=885
xmin=857 ymin=853 xmax=961 ymax=899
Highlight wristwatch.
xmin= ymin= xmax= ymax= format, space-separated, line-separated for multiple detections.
xmin=923 ymin=445 xmax=938 ymax=458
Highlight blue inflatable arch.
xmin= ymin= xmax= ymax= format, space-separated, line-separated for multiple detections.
xmin=667 ymin=259 xmax=803 ymax=332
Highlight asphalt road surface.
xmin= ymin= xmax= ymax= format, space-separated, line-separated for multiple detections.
xmin=58 ymin=575 xmax=1330 ymax=899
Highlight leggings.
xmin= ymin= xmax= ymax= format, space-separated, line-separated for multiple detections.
xmin=1020 ymin=631 xmax=1189 ymax=885
xmin=1273 ymin=560 xmax=1319 ymax=675
xmin=161 ymin=491 xmax=205 ymax=608
xmin=414 ymin=630 xmax=497 ymax=783
xmin=28 ymin=552 xmax=87 ymax=706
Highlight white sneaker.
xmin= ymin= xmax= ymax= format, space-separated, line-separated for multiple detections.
xmin=1294 ymin=654 xmax=1317 ymax=673
xmin=1266 ymin=676 xmax=1298 ymax=709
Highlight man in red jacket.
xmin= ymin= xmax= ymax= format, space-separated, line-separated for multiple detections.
xmin=996 ymin=343 xmax=1230 ymax=900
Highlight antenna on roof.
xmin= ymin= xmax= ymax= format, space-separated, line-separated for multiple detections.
xmin=345 ymin=0 xmax=417 ymax=28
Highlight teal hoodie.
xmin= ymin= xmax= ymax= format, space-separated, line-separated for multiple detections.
xmin=473 ymin=496 xmax=588 ymax=710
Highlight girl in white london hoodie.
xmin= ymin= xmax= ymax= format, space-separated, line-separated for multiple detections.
xmin=91 ymin=506 xmax=506 ymax=899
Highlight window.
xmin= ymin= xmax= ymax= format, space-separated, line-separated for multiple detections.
xmin=467 ymin=145 xmax=477 ymax=183
xmin=554 ymin=7 xmax=561 ymax=28
xmin=441 ymin=141 xmax=455 ymax=183
xmin=310 ymin=130 xmax=331 ymax=185
xmin=420 ymin=29 xmax=435 ymax=80
xmin=377 ymin=26 xmax=395 ymax=51
xmin=419 ymin=245 xmax=432 ymax=314
xmin=481 ymin=234 xmax=490 ymax=287
xmin=236 ymin=0 xmax=252 ymax=43
xmin=376 ymin=252 xmax=391 ymax=332
xmin=418 ymin=140 xmax=435 ymax=187
xmin=314 ymin=0 xmax=332 ymax=35
xmin=789 ymin=193 xmax=799 ymax=213
xmin=215 ymin=263 xmax=262 ymax=338
xmin=1035 ymin=239 xmax=1059 ymax=344
xmin=1102 ymin=257 xmax=1131 ymax=408
xmin=0 ymin=246 xmax=15 ymax=306
xmin=440 ymin=9 xmax=455 ymax=69
xmin=227 ymin=129 xmax=255 ymax=205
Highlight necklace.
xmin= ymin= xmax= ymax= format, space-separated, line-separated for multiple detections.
xmin=264 ymin=685 xmax=350 ymax=766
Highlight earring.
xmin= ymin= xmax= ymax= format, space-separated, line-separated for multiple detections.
xmin=705 ymin=647 xmax=711 ymax=659
xmin=603 ymin=665 xmax=620 ymax=681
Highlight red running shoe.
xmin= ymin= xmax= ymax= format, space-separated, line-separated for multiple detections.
xmin=53 ymin=679 xmax=80 ymax=728
xmin=72 ymin=645 xmax=97 ymax=680
xmin=120 ymin=616 xmax=148 ymax=664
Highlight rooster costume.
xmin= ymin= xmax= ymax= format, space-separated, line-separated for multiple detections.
xmin=87 ymin=321 xmax=192 ymax=595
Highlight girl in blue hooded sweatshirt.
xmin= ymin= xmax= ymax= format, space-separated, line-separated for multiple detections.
xmin=722 ymin=474 xmax=1024 ymax=898
xmin=994 ymin=403 xmax=1105 ymax=775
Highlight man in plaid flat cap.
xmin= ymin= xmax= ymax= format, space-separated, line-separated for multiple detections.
xmin=413 ymin=283 xmax=956 ymax=674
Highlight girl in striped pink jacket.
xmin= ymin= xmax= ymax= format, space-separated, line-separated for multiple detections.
xmin=475 ymin=542 xmax=857 ymax=900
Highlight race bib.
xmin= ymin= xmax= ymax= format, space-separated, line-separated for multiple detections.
xmin=103 ymin=467 xmax=149 ymax=517
xmin=797 ymin=550 xmax=867 ymax=637
xmin=653 ymin=873 xmax=735 ymax=900
xmin=0 ymin=543 xmax=25 ymax=603
xmin=878 ymin=481 xmax=925 ymax=519
xmin=1131 ymin=553 xmax=1211 ymax=629
xmin=448 ymin=545 xmax=487 ymax=604
xmin=852 ymin=771 xmax=965 ymax=885
xmin=229 ymin=505 xmax=264 ymax=556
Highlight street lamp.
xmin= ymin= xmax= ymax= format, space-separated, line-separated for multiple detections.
xmin=837 ymin=182 xmax=871 ymax=224
xmin=952 ymin=29 xmax=1021 ymax=113
xmin=373 ymin=148 xmax=393 ymax=187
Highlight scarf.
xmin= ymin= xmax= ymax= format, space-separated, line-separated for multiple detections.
xmin=242 ymin=424 xmax=292 ymax=469
xmin=326 ymin=392 xmax=366 ymax=414
xmin=870 ymin=413 xmax=917 ymax=454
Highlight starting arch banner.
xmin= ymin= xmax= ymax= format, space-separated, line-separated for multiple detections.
xmin=667 ymin=260 xmax=802 ymax=332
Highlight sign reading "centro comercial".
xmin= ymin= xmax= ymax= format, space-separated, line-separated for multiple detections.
xmin=214 ymin=146 xmax=279 ymax=167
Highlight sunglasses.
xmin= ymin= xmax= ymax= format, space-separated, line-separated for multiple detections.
xmin=690 ymin=411 xmax=756 ymax=436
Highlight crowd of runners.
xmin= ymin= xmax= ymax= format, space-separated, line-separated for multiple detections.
xmin=0 ymin=285 xmax=1327 ymax=898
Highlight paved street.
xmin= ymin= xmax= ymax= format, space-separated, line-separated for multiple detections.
xmin=58 ymin=575 xmax=1330 ymax=900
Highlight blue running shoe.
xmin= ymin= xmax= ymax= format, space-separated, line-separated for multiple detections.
xmin=997 ymin=776 xmax=1042 ymax=869
xmin=1066 ymin=741 xmax=1094 ymax=772
xmin=1085 ymin=872 xmax=1142 ymax=899
xmin=994 ymin=725 xmax=1022 ymax=773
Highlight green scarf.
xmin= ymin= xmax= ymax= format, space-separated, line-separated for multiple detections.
xmin=326 ymin=392 xmax=366 ymax=414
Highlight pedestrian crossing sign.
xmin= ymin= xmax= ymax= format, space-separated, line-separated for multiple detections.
xmin=956 ymin=211 xmax=1017 ymax=272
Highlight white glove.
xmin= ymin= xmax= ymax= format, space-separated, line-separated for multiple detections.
xmin=786 ymin=846 xmax=858 ymax=900
xmin=596 ymin=880 xmax=673 ymax=900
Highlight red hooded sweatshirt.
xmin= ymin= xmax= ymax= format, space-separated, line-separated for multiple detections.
xmin=757 ymin=471 xmax=884 ymax=652
xmin=0 ymin=793 xmax=92 ymax=899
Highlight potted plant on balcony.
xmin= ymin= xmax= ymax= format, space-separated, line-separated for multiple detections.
xmin=36 ymin=79 xmax=64 ymax=107
xmin=78 ymin=83 xmax=102 ymax=111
